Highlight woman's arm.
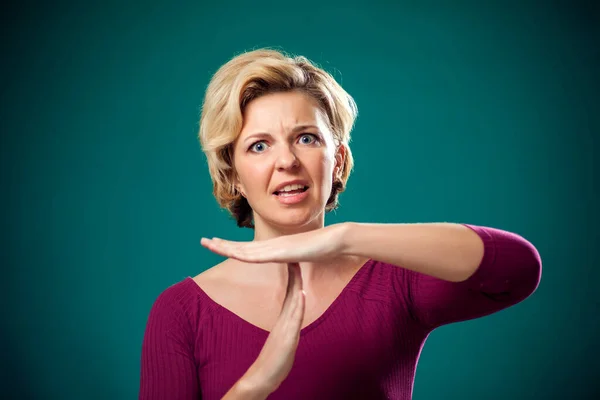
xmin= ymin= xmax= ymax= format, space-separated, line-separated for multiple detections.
xmin=139 ymin=288 xmax=200 ymax=399
xmin=342 ymin=222 xmax=488 ymax=282
xmin=341 ymin=222 xmax=542 ymax=329
xmin=221 ymin=377 xmax=272 ymax=400
xmin=199 ymin=221 xmax=542 ymax=329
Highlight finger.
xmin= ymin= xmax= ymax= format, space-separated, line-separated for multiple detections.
xmin=201 ymin=237 xmax=246 ymax=259
xmin=285 ymin=263 xmax=303 ymax=303
xmin=274 ymin=264 xmax=305 ymax=346
xmin=201 ymin=237 xmax=276 ymax=263
xmin=235 ymin=241 xmax=284 ymax=263
xmin=279 ymin=263 xmax=304 ymax=322
xmin=288 ymin=278 xmax=306 ymax=334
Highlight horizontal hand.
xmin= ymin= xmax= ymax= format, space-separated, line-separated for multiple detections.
xmin=200 ymin=223 xmax=348 ymax=264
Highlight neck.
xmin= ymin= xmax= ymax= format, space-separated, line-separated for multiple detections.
xmin=251 ymin=213 xmax=326 ymax=241
xmin=233 ymin=212 xmax=353 ymax=290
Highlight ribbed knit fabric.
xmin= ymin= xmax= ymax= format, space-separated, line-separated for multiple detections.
xmin=139 ymin=224 xmax=542 ymax=399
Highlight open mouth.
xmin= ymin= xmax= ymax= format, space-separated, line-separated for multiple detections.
xmin=273 ymin=186 xmax=309 ymax=197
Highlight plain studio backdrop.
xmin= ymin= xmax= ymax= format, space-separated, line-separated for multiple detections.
xmin=1 ymin=1 xmax=598 ymax=399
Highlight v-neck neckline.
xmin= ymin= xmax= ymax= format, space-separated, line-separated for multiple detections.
xmin=187 ymin=259 xmax=373 ymax=336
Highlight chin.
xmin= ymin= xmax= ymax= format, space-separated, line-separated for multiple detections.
xmin=274 ymin=210 xmax=319 ymax=227
xmin=258 ymin=206 xmax=325 ymax=231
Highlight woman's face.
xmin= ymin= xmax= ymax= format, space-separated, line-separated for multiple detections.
xmin=232 ymin=90 xmax=343 ymax=230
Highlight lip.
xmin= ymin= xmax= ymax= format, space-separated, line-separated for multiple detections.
xmin=274 ymin=187 xmax=310 ymax=205
xmin=271 ymin=179 xmax=310 ymax=194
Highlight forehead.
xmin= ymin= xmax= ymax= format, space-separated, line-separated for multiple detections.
xmin=240 ymin=91 xmax=328 ymax=134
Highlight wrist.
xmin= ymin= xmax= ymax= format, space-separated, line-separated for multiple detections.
xmin=233 ymin=376 xmax=272 ymax=400
xmin=338 ymin=222 xmax=361 ymax=257
xmin=238 ymin=368 xmax=275 ymax=399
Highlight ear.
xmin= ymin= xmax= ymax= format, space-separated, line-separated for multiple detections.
xmin=233 ymin=172 xmax=246 ymax=198
xmin=333 ymin=145 xmax=346 ymax=180
xmin=237 ymin=185 xmax=246 ymax=198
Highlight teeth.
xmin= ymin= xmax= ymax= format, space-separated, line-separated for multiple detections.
xmin=277 ymin=184 xmax=306 ymax=193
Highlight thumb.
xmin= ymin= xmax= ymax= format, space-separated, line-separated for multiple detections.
xmin=286 ymin=263 xmax=304 ymax=296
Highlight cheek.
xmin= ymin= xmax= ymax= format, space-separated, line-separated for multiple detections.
xmin=237 ymin=160 xmax=270 ymax=191
xmin=318 ymin=156 xmax=335 ymax=180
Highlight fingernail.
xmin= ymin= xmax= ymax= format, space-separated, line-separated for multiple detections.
xmin=301 ymin=290 xmax=306 ymax=296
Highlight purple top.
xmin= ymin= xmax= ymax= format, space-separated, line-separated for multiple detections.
xmin=139 ymin=224 xmax=542 ymax=399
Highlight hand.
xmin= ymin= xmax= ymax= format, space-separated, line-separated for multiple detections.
xmin=242 ymin=262 xmax=306 ymax=393
xmin=200 ymin=223 xmax=349 ymax=264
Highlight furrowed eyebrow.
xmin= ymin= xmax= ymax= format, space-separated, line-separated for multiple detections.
xmin=291 ymin=124 xmax=319 ymax=133
xmin=243 ymin=124 xmax=320 ymax=144
xmin=243 ymin=132 xmax=272 ymax=144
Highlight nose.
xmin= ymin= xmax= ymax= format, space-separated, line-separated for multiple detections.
xmin=275 ymin=144 xmax=300 ymax=171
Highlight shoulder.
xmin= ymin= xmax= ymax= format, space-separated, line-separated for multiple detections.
xmin=147 ymin=280 xmax=195 ymax=323
xmin=146 ymin=266 xmax=224 ymax=330
xmin=150 ymin=259 xmax=232 ymax=307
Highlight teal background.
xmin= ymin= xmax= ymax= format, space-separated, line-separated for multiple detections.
xmin=2 ymin=1 xmax=598 ymax=399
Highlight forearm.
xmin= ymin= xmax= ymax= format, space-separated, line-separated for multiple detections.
xmin=341 ymin=222 xmax=485 ymax=282
xmin=221 ymin=376 xmax=272 ymax=400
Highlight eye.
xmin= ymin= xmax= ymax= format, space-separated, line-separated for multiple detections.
xmin=249 ymin=141 xmax=268 ymax=153
xmin=298 ymin=133 xmax=319 ymax=145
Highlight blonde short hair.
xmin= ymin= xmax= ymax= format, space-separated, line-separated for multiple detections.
xmin=198 ymin=48 xmax=358 ymax=228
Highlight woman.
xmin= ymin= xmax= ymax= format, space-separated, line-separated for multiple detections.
xmin=139 ymin=48 xmax=542 ymax=400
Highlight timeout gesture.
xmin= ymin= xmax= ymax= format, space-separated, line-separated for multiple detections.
xmin=201 ymin=223 xmax=347 ymax=396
